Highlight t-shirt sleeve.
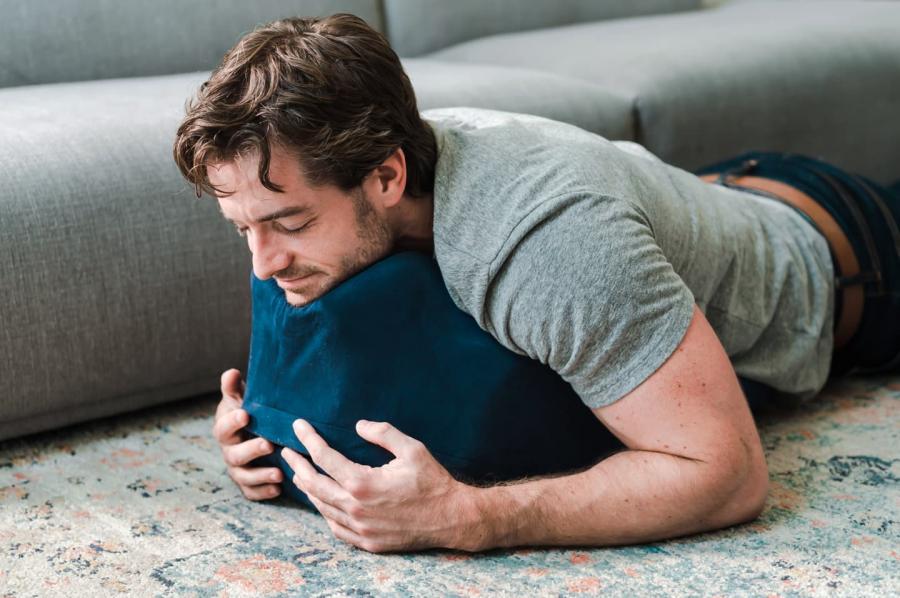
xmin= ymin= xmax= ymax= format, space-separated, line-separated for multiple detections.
xmin=483 ymin=193 xmax=696 ymax=409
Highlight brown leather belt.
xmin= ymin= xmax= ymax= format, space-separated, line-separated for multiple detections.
xmin=698 ymin=172 xmax=863 ymax=349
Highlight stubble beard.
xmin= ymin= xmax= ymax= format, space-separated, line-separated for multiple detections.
xmin=340 ymin=186 xmax=394 ymax=280
xmin=285 ymin=186 xmax=394 ymax=306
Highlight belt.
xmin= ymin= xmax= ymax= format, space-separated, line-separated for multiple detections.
xmin=698 ymin=170 xmax=863 ymax=349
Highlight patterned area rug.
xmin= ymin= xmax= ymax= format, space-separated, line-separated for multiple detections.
xmin=1 ymin=374 xmax=897 ymax=597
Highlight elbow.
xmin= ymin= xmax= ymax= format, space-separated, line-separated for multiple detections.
xmin=732 ymin=463 xmax=769 ymax=523
xmin=708 ymin=441 xmax=770 ymax=527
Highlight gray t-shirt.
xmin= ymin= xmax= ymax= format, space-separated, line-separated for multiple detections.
xmin=423 ymin=107 xmax=835 ymax=408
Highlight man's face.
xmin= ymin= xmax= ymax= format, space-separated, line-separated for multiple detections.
xmin=209 ymin=144 xmax=395 ymax=307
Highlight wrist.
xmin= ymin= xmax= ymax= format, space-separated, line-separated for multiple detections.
xmin=448 ymin=483 xmax=518 ymax=552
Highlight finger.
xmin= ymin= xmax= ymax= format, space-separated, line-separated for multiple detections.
xmin=282 ymin=447 xmax=352 ymax=506
xmin=323 ymin=514 xmax=381 ymax=553
xmin=229 ymin=465 xmax=283 ymax=487
xmin=354 ymin=420 xmax=422 ymax=460
xmin=220 ymin=368 xmax=245 ymax=402
xmin=212 ymin=408 xmax=249 ymax=445
xmin=291 ymin=419 xmax=366 ymax=487
xmin=239 ymin=483 xmax=282 ymax=501
xmin=214 ymin=394 xmax=240 ymax=423
xmin=215 ymin=370 xmax=244 ymax=424
xmin=222 ymin=436 xmax=274 ymax=467
xmin=306 ymin=492 xmax=356 ymax=532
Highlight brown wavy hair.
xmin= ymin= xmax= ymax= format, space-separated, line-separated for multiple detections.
xmin=173 ymin=13 xmax=435 ymax=200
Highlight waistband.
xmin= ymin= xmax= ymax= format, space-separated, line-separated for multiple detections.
xmin=698 ymin=167 xmax=863 ymax=349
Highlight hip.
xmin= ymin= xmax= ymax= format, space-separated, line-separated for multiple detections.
xmin=694 ymin=150 xmax=900 ymax=378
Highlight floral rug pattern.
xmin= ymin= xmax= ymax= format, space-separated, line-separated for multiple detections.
xmin=1 ymin=374 xmax=897 ymax=597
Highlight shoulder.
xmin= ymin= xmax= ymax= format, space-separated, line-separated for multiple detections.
xmin=483 ymin=192 xmax=696 ymax=405
xmin=427 ymin=108 xmax=630 ymax=262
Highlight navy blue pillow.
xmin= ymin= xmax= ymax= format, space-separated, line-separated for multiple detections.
xmin=243 ymin=251 xmax=624 ymax=508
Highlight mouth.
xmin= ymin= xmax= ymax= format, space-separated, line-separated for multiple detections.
xmin=276 ymin=272 xmax=322 ymax=290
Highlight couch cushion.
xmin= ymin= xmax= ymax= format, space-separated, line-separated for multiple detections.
xmin=404 ymin=59 xmax=635 ymax=141
xmin=0 ymin=0 xmax=384 ymax=89
xmin=0 ymin=61 xmax=632 ymax=439
xmin=427 ymin=1 xmax=900 ymax=185
xmin=385 ymin=0 xmax=702 ymax=56
xmin=0 ymin=72 xmax=252 ymax=439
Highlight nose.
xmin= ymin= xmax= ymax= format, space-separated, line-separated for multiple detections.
xmin=248 ymin=229 xmax=291 ymax=280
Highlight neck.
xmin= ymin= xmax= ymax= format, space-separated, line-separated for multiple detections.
xmin=390 ymin=192 xmax=435 ymax=255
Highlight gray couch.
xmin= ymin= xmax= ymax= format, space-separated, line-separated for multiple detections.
xmin=2 ymin=0 xmax=898 ymax=440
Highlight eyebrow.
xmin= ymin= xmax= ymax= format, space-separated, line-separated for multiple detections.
xmin=219 ymin=205 xmax=311 ymax=225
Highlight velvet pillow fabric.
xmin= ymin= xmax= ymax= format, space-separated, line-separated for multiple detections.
xmin=243 ymin=252 xmax=624 ymax=508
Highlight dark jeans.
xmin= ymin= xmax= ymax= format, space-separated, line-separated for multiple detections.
xmin=693 ymin=151 xmax=900 ymax=411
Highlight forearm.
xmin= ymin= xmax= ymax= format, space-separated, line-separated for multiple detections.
xmin=455 ymin=448 xmax=765 ymax=551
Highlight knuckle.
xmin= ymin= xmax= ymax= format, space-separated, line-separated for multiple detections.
xmin=346 ymin=502 xmax=366 ymax=520
xmin=360 ymin=539 xmax=382 ymax=553
xmin=371 ymin=422 xmax=391 ymax=434
xmin=215 ymin=432 xmax=230 ymax=448
xmin=228 ymin=466 xmax=247 ymax=487
xmin=213 ymin=410 xmax=234 ymax=436
xmin=354 ymin=521 xmax=374 ymax=538
xmin=241 ymin=483 xmax=277 ymax=502
xmin=324 ymin=517 xmax=341 ymax=536
xmin=407 ymin=440 xmax=428 ymax=460
xmin=213 ymin=400 xmax=229 ymax=422
xmin=222 ymin=448 xmax=241 ymax=467
xmin=343 ymin=476 xmax=365 ymax=498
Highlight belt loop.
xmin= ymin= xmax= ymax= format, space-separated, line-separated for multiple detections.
xmin=716 ymin=158 xmax=759 ymax=185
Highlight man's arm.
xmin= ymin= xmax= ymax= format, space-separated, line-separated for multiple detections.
xmin=279 ymin=303 xmax=770 ymax=553
xmin=458 ymin=304 xmax=770 ymax=550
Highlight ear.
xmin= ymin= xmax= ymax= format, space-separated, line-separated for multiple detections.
xmin=365 ymin=147 xmax=407 ymax=209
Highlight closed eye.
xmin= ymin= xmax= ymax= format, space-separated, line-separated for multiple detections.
xmin=277 ymin=220 xmax=312 ymax=234
xmin=233 ymin=220 xmax=310 ymax=237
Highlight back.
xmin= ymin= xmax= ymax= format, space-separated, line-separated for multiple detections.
xmin=426 ymin=107 xmax=834 ymax=406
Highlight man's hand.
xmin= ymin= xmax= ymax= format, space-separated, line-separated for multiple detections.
xmin=280 ymin=418 xmax=476 ymax=553
xmin=211 ymin=368 xmax=283 ymax=500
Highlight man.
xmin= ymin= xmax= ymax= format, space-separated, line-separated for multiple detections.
xmin=172 ymin=14 xmax=898 ymax=553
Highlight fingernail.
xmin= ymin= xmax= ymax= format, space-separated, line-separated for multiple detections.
xmin=259 ymin=439 xmax=270 ymax=452
xmin=270 ymin=471 xmax=281 ymax=482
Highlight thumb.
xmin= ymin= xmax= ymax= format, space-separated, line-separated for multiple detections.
xmin=220 ymin=368 xmax=245 ymax=403
xmin=355 ymin=420 xmax=420 ymax=458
